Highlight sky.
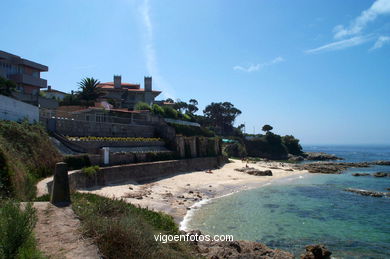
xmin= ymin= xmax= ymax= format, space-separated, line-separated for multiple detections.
xmin=1 ymin=0 xmax=390 ymax=145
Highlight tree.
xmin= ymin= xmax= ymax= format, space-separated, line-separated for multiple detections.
xmin=282 ymin=135 xmax=303 ymax=155
xmin=203 ymin=102 xmax=241 ymax=135
xmin=165 ymin=98 xmax=174 ymax=103
xmin=187 ymin=99 xmax=199 ymax=114
xmin=135 ymin=102 xmax=152 ymax=111
xmin=0 ymin=77 xmax=16 ymax=97
xmin=262 ymin=124 xmax=273 ymax=133
xmin=173 ymin=101 xmax=188 ymax=113
xmin=77 ymin=77 xmax=102 ymax=105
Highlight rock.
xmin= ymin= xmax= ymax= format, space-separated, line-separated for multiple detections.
xmin=303 ymin=152 xmax=342 ymax=161
xmin=288 ymin=154 xmax=305 ymax=162
xmin=352 ymin=173 xmax=370 ymax=176
xmin=294 ymin=161 xmax=374 ymax=174
xmin=189 ymin=190 xmax=194 ymax=194
xmin=386 ymin=188 xmax=390 ymax=191
xmin=344 ymin=188 xmax=390 ymax=198
xmin=373 ymin=172 xmax=390 ymax=177
xmin=285 ymin=169 xmax=294 ymax=171
xmin=300 ymin=244 xmax=331 ymax=259
xmin=374 ymin=161 xmax=390 ymax=166
xmin=197 ymin=240 xmax=294 ymax=259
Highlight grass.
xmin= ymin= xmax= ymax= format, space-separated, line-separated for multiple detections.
xmin=81 ymin=166 xmax=99 ymax=177
xmin=71 ymin=192 xmax=198 ymax=259
xmin=0 ymin=200 xmax=45 ymax=259
xmin=0 ymin=121 xmax=61 ymax=200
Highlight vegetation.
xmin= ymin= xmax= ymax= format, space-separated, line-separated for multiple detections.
xmin=71 ymin=193 xmax=196 ymax=258
xmin=0 ymin=121 xmax=61 ymax=200
xmin=168 ymin=123 xmax=215 ymax=137
xmin=282 ymin=135 xmax=303 ymax=155
xmin=63 ymin=155 xmax=91 ymax=171
xmin=0 ymin=200 xmax=44 ymax=259
xmin=0 ymin=76 xmax=16 ymax=97
xmin=244 ymin=132 xmax=289 ymax=160
xmin=203 ymin=102 xmax=242 ymax=136
xmin=223 ymin=142 xmax=247 ymax=158
xmin=152 ymin=103 xmax=165 ymax=116
xmin=162 ymin=106 xmax=178 ymax=119
xmin=135 ymin=102 xmax=152 ymax=111
xmin=262 ymin=124 xmax=273 ymax=133
xmin=81 ymin=166 xmax=99 ymax=177
xmin=77 ymin=77 xmax=103 ymax=105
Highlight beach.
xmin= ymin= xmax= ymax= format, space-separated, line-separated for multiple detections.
xmin=76 ymin=159 xmax=308 ymax=224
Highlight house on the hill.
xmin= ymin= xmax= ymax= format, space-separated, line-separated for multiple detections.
xmin=42 ymin=86 xmax=67 ymax=100
xmin=97 ymin=75 xmax=161 ymax=110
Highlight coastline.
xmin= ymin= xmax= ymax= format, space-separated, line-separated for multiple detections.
xmin=78 ymin=159 xmax=309 ymax=224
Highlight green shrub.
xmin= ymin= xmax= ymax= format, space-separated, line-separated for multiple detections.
xmin=151 ymin=104 xmax=165 ymax=116
xmin=71 ymin=193 xmax=195 ymax=258
xmin=0 ymin=200 xmax=43 ymax=259
xmin=0 ymin=121 xmax=61 ymax=200
xmin=63 ymin=155 xmax=91 ymax=170
xmin=146 ymin=152 xmax=176 ymax=162
xmin=81 ymin=166 xmax=99 ymax=177
xmin=223 ymin=142 xmax=247 ymax=158
xmin=135 ymin=102 xmax=152 ymax=111
xmin=244 ymin=132 xmax=288 ymax=160
xmin=282 ymin=135 xmax=303 ymax=155
xmin=162 ymin=106 xmax=178 ymax=119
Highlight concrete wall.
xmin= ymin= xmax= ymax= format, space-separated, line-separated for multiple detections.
xmin=67 ymin=140 xmax=165 ymax=154
xmin=44 ymin=118 xmax=155 ymax=137
xmin=47 ymin=156 xmax=226 ymax=191
xmin=0 ymin=95 xmax=39 ymax=123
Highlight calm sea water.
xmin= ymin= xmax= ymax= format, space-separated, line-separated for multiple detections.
xmin=186 ymin=145 xmax=390 ymax=258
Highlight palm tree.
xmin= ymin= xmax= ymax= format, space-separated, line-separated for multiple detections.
xmin=77 ymin=77 xmax=102 ymax=105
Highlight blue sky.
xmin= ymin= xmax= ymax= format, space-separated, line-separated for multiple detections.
xmin=2 ymin=0 xmax=390 ymax=145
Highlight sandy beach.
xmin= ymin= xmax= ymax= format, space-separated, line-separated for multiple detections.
xmin=74 ymin=159 xmax=308 ymax=224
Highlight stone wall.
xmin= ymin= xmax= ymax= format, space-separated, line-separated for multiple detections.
xmin=67 ymin=139 xmax=165 ymax=153
xmin=47 ymin=156 xmax=226 ymax=191
xmin=175 ymin=136 xmax=221 ymax=159
xmin=44 ymin=118 xmax=155 ymax=137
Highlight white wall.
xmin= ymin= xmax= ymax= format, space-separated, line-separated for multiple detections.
xmin=0 ymin=95 xmax=39 ymax=123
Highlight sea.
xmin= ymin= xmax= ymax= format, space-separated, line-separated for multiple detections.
xmin=184 ymin=145 xmax=390 ymax=258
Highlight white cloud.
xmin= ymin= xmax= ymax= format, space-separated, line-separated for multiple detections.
xmin=333 ymin=0 xmax=390 ymax=39
xmin=305 ymin=36 xmax=371 ymax=54
xmin=139 ymin=0 xmax=175 ymax=98
xmin=370 ymin=35 xmax=390 ymax=50
xmin=233 ymin=56 xmax=285 ymax=72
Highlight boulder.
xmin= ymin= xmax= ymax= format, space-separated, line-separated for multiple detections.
xmin=235 ymin=167 xmax=272 ymax=176
xmin=303 ymin=152 xmax=342 ymax=161
xmin=373 ymin=172 xmax=390 ymax=177
xmin=351 ymin=173 xmax=370 ymax=176
xmin=344 ymin=188 xmax=390 ymax=198
xmin=300 ymin=244 xmax=331 ymax=259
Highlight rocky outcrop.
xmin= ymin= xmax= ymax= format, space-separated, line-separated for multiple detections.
xmin=300 ymin=244 xmax=331 ymax=259
xmin=294 ymin=161 xmax=390 ymax=174
xmin=303 ymin=152 xmax=342 ymax=161
xmin=351 ymin=173 xmax=370 ymax=176
xmin=344 ymin=188 xmax=390 ymax=198
xmin=373 ymin=172 xmax=390 ymax=177
xmin=235 ymin=167 xmax=273 ymax=176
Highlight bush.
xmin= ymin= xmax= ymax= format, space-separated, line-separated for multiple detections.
xmin=0 ymin=200 xmax=43 ymax=259
xmin=282 ymin=135 xmax=303 ymax=155
xmin=244 ymin=132 xmax=288 ymax=160
xmin=71 ymin=193 xmax=195 ymax=258
xmin=146 ymin=152 xmax=177 ymax=162
xmin=151 ymin=104 xmax=165 ymax=116
xmin=0 ymin=121 xmax=61 ymax=200
xmin=162 ymin=106 xmax=178 ymax=119
xmin=135 ymin=102 xmax=152 ymax=111
xmin=63 ymin=155 xmax=91 ymax=170
xmin=223 ymin=142 xmax=247 ymax=158
xmin=81 ymin=165 xmax=99 ymax=177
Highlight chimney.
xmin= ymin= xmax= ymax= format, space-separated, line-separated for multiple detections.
xmin=114 ymin=75 xmax=121 ymax=89
xmin=144 ymin=76 xmax=152 ymax=92
xmin=48 ymin=85 xmax=52 ymax=91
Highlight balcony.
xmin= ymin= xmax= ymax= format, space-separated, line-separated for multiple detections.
xmin=9 ymin=73 xmax=47 ymax=88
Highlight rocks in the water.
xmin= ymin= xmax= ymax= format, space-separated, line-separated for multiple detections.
xmin=303 ymin=152 xmax=342 ymax=161
xmin=235 ymin=167 xmax=272 ymax=176
xmin=294 ymin=161 xmax=390 ymax=174
xmin=373 ymin=172 xmax=390 ymax=177
xmin=344 ymin=188 xmax=390 ymax=198
xmin=352 ymin=173 xmax=370 ymax=176
xmin=197 ymin=239 xmax=294 ymax=259
xmin=300 ymin=244 xmax=331 ymax=259
xmin=288 ymin=154 xmax=305 ymax=162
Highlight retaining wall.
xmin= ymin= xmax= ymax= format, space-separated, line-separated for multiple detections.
xmin=47 ymin=156 xmax=225 ymax=192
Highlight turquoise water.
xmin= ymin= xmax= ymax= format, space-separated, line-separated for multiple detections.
xmin=187 ymin=146 xmax=390 ymax=258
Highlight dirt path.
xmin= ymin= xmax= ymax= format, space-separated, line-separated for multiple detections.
xmin=33 ymin=202 xmax=101 ymax=259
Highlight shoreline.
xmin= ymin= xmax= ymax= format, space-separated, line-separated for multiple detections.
xmin=77 ymin=159 xmax=309 ymax=224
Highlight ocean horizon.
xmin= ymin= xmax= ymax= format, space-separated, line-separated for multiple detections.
xmin=185 ymin=145 xmax=390 ymax=258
